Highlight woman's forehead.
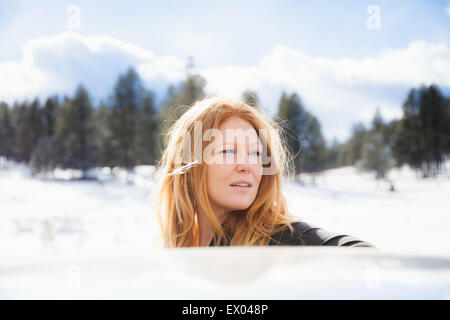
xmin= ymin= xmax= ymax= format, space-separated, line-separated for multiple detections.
xmin=218 ymin=116 xmax=254 ymax=130
xmin=218 ymin=117 xmax=259 ymax=140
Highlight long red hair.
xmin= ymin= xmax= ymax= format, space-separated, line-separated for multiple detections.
xmin=152 ymin=97 xmax=297 ymax=247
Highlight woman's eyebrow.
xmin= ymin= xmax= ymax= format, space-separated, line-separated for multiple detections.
xmin=219 ymin=142 xmax=262 ymax=148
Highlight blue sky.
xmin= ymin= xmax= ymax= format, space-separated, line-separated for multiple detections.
xmin=0 ymin=0 xmax=449 ymax=141
xmin=2 ymin=0 xmax=449 ymax=64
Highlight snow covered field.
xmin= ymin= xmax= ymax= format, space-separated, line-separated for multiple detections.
xmin=284 ymin=164 xmax=450 ymax=257
xmin=0 ymin=159 xmax=449 ymax=299
xmin=1 ymin=159 xmax=449 ymax=260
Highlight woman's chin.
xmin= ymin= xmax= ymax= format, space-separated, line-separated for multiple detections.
xmin=227 ymin=202 xmax=253 ymax=211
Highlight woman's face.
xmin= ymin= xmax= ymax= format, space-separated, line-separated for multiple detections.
xmin=205 ymin=116 xmax=263 ymax=219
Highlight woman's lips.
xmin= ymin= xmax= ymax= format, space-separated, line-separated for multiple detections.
xmin=230 ymin=185 xmax=252 ymax=191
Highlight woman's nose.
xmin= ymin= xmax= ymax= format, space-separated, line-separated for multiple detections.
xmin=236 ymin=162 xmax=251 ymax=173
xmin=234 ymin=151 xmax=252 ymax=171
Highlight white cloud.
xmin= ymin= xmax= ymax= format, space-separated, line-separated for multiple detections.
xmin=198 ymin=41 xmax=450 ymax=140
xmin=0 ymin=60 xmax=51 ymax=103
xmin=0 ymin=31 xmax=186 ymax=104
xmin=0 ymin=32 xmax=449 ymax=141
xmin=446 ymin=5 xmax=450 ymax=17
xmin=138 ymin=56 xmax=185 ymax=82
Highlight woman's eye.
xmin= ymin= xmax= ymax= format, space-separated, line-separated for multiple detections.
xmin=221 ymin=150 xmax=260 ymax=156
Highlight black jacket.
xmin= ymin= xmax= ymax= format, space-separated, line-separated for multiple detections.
xmin=209 ymin=221 xmax=374 ymax=248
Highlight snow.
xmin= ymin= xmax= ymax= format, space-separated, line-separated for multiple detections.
xmin=0 ymin=161 xmax=159 ymax=263
xmin=283 ymin=164 xmax=450 ymax=257
xmin=0 ymin=158 xmax=449 ymax=299
xmin=1 ymin=247 xmax=449 ymax=299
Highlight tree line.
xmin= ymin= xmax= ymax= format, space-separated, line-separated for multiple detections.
xmin=337 ymin=85 xmax=450 ymax=179
xmin=0 ymin=66 xmax=449 ymax=180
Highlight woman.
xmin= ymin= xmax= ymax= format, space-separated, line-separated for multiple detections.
xmin=152 ymin=97 xmax=374 ymax=248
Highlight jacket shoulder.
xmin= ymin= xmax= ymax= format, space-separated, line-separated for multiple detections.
xmin=268 ymin=221 xmax=307 ymax=246
xmin=269 ymin=221 xmax=375 ymax=248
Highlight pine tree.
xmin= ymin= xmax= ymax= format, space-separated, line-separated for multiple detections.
xmin=53 ymin=85 xmax=100 ymax=178
xmin=29 ymin=98 xmax=45 ymax=144
xmin=323 ymin=138 xmax=341 ymax=170
xmin=42 ymin=96 xmax=59 ymax=137
xmin=393 ymin=88 xmax=424 ymax=171
xmin=393 ymin=85 xmax=450 ymax=177
xmin=0 ymin=102 xmax=14 ymax=159
xmin=158 ymin=72 xmax=207 ymax=158
xmin=359 ymin=108 xmax=395 ymax=179
xmin=275 ymin=92 xmax=326 ymax=176
xmin=136 ymin=90 xmax=158 ymax=165
xmin=419 ymin=85 xmax=449 ymax=176
xmin=106 ymin=67 xmax=147 ymax=171
xmin=13 ymin=101 xmax=35 ymax=163
xmin=241 ymin=90 xmax=261 ymax=108
xmin=337 ymin=122 xmax=367 ymax=167
xmin=95 ymin=101 xmax=113 ymax=167
xmin=445 ymin=97 xmax=450 ymax=157
xmin=275 ymin=92 xmax=304 ymax=175
xmin=300 ymin=116 xmax=327 ymax=174
xmin=30 ymin=135 xmax=56 ymax=177
xmin=29 ymin=96 xmax=60 ymax=176
xmin=159 ymin=73 xmax=206 ymax=133
xmin=163 ymin=74 xmax=206 ymax=110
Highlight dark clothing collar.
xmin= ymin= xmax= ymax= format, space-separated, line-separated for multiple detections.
xmin=205 ymin=221 xmax=374 ymax=248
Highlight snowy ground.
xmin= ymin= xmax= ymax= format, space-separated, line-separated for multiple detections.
xmin=283 ymin=163 xmax=450 ymax=257
xmin=0 ymin=162 xmax=160 ymax=263
xmin=0 ymin=158 xmax=449 ymax=299
xmin=1 ymin=158 xmax=449 ymax=261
